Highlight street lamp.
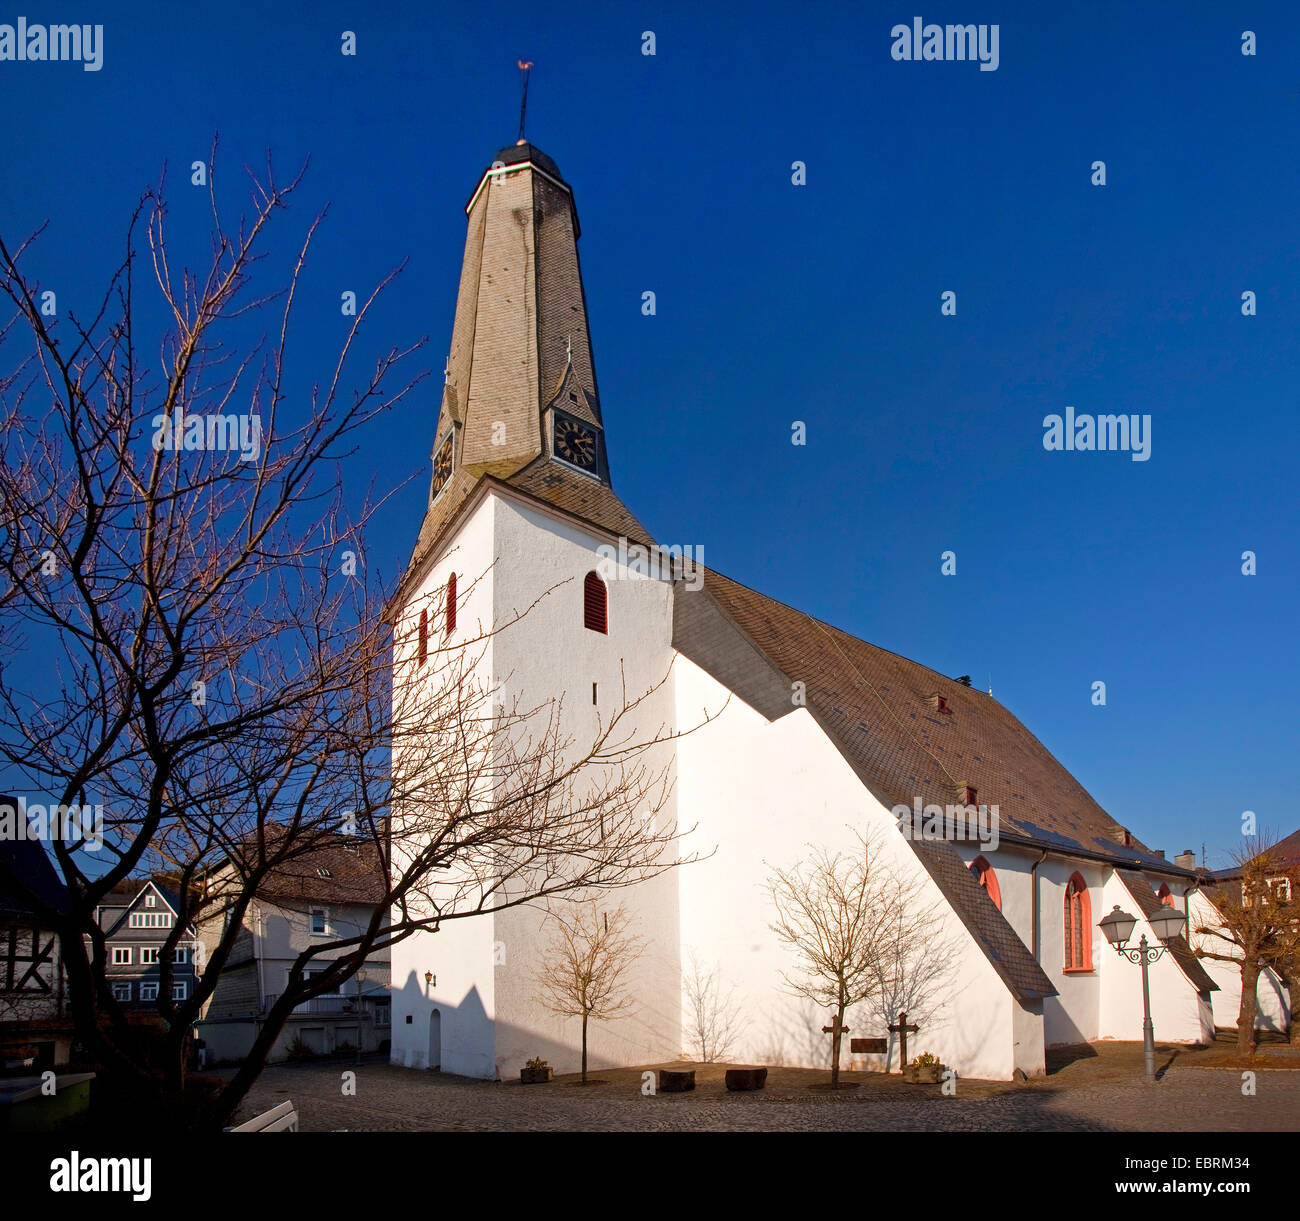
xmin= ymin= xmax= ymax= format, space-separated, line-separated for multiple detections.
xmin=1099 ymin=903 xmax=1188 ymax=1084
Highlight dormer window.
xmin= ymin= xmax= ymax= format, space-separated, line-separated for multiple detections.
xmin=929 ymin=693 xmax=952 ymax=715
xmin=144 ymin=893 xmax=156 ymax=908
xmin=962 ymin=785 xmax=978 ymax=807
xmin=316 ymin=867 xmax=333 ymax=879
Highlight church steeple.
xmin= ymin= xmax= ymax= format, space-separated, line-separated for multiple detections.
xmin=401 ymin=137 xmax=651 ymax=593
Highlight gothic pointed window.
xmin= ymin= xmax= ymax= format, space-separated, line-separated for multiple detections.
xmin=1063 ymin=872 xmax=1092 ymax=972
xmin=584 ymin=571 xmax=607 ymax=634
xmin=418 ymin=609 xmax=428 ymax=667
xmin=1156 ymin=883 xmax=1173 ymax=907
xmin=969 ymin=856 xmax=1001 ymax=910
xmin=445 ymin=573 xmax=457 ymax=637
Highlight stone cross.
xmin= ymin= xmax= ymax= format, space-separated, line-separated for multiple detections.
xmin=888 ymin=1010 xmax=920 ymax=1074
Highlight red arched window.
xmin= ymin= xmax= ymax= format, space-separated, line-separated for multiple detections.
xmin=445 ymin=573 xmax=457 ymax=637
xmin=1156 ymin=884 xmax=1173 ymax=907
xmin=969 ymin=856 xmax=1001 ymax=910
xmin=417 ymin=608 xmax=428 ymax=666
xmin=1063 ymin=873 xmax=1092 ymax=972
xmin=583 ymin=571 xmax=607 ymax=634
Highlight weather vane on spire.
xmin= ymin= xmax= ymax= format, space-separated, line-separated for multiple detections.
xmin=516 ymin=59 xmax=534 ymax=144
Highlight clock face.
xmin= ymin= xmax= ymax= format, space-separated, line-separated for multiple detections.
xmin=554 ymin=414 xmax=599 ymax=472
xmin=430 ymin=432 xmax=454 ymax=503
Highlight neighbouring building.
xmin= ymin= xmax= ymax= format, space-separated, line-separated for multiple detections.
xmin=0 ymin=801 xmax=74 ymax=1069
xmin=196 ymin=832 xmax=390 ymax=1064
xmin=94 ymin=879 xmax=200 ymax=1012
xmin=386 ymin=137 xmax=1221 ymax=1082
xmin=1188 ymin=830 xmax=1297 ymax=1036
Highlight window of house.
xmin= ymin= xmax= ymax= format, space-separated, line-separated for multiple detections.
xmin=111 ymin=982 xmax=132 ymax=1002
xmin=310 ymin=907 xmax=330 ymax=936
xmin=173 ymin=946 xmax=189 ymax=964
xmin=584 ymin=571 xmax=608 ymax=634
xmin=129 ymin=912 xmax=173 ymax=929
xmin=969 ymin=856 xmax=1002 ymax=910
xmin=140 ymin=983 xmax=159 ymax=1002
xmin=140 ymin=947 xmax=160 ymax=965
xmin=112 ymin=947 xmax=132 ymax=965
xmin=1268 ymin=876 xmax=1292 ymax=903
xmin=144 ymin=892 xmax=156 ymax=908
xmin=446 ymin=573 xmax=457 ymax=636
xmin=1156 ymin=884 xmax=1173 ymax=907
xmin=1063 ymin=873 xmax=1093 ymax=972
xmin=172 ymin=982 xmax=187 ymax=1001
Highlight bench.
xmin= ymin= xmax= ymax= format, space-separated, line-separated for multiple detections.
xmin=226 ymin=1099 xmax=298 ymax=1132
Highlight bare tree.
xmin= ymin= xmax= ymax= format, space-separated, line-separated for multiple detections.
xmin=1192 ymin=838 xmax=1291 ymax=1054
xmin=683 ymin=950 xmax=744 ymax=1063
xmin=0 ymin=152 xmax=703 ymax=1129
xmin=767 ymin=826 xmax=910 ymax=1088
xmin=534 ymin=900 xmax=647 ymax=1084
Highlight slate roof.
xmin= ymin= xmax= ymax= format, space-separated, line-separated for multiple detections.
xmin=0 ymin=836 xmax=69 ymax=921
xmin=685 ymin=570 xmax=1188 ymax=877
xmin=213 ymin=831 xmax=388 ymax=908
xmin=1117 ymin=871 xmax=1218 ymax=994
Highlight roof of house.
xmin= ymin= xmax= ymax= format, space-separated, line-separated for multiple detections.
xmin=0 ymin=836 xmax=69 ymax=921
xmin=215 ymin=832 xmax=388 ymax=908
xmin=1207 ymin=828 xmax=1300 ymax=883
xmin=1117 ymin=871 xmax=1218 ymax=993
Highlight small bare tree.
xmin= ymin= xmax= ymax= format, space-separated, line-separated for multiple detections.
xmin=534 ymin=901 xmax=646 ymax=1084
xmin=767 ymin=827 xmax=910 ymax=1088
xmin=683 ymin=951 xmax=744 ymax=1063
xmin=1192 ymin=838 xmax=1291 ymax=1054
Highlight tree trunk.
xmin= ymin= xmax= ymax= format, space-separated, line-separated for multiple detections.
xmin=581 ymin=1012 xmax=588 ymax=1085
xmin=1237 ymin=962 xmax=1260 ymax=1054
xmin=830 ymin=1003 xmax=845 ymax=1089
xmin=1287 ymin=976 xmax=1299 ymax=1045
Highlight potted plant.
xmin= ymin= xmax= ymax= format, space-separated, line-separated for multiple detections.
xmin=520 ymin=1056 xmax=553 ymax=1085
xmin=908 ymin=1051 xmax=945 ymax=1084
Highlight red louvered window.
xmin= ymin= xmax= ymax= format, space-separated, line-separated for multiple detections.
xmin=1157 ymin=884 xmax=1173 ymax=907
xmin=445 ymin=573 xmax=457 ymax=637
xmin=583 ymin=571 xmax=607 ymax=634
xmin=1063 ymin=872 xmax=1092 ymax=972
xmin=417 ymin=609 xmax=428 ymax=667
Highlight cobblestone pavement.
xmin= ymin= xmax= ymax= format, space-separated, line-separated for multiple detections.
xmin=233 ymin=1057 xmax=1300 ymax=1132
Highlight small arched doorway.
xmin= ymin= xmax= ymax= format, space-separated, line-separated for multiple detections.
xmin=428 ymin=1008 xmax=441 ymax=1071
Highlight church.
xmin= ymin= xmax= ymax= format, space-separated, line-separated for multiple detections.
xmin=387 ymin=138 xmax=1217 ymax=1082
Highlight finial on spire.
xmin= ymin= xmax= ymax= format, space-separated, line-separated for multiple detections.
xmin=516 ymin=59 xmax=534 ymax=144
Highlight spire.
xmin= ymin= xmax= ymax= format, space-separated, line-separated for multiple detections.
xmin=404 ymin=136 xmax=626 ymax=581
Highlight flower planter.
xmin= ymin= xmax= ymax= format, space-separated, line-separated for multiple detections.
xmin=520 ymin=1066 xmax=553 ymax=1084
xmin=905 ymin=1063 xmax=945 ymax=1084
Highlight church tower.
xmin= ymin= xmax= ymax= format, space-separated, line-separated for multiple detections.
xmin=388 ymin=139 xmax=680 ymax=1080
xmin=406 ymin=141 xmax=646 ymax=588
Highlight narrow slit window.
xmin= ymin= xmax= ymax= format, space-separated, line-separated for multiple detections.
xmin=446 ymin=573 xmax=457 ymax=636
xmin=418 ymin=608 xmax=428 ymax=666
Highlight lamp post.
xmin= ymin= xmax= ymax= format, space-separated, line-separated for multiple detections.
xmin=1099 ymin=902 xmax=1188 ymax=1084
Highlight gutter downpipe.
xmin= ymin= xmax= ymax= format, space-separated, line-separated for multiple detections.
xmin=1030 ymin=847 xmax=1050 ymax=961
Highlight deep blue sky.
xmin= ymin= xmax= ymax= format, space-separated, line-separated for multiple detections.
xmin=2 ymin=2 xmax=1296 ymax=869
